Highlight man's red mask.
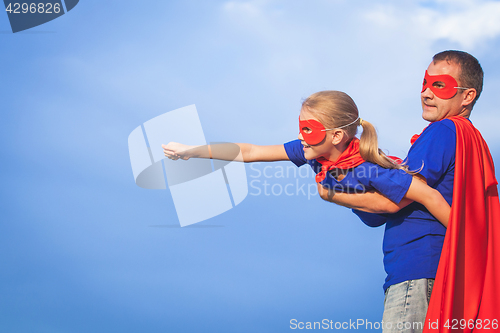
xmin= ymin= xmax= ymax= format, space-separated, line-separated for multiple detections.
xmin=299 ymin=117 xmax=329 ymax=145
xmin=422 ymin=70 xmax=467 ymax=99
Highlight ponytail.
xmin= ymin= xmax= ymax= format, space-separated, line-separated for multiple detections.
xmin=302 ymin=90 xmax=412 ymax=173
xmin=359 ymin=119 xmax=410 ymax=172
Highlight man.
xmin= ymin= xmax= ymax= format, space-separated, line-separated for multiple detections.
xmin=319 ymin=50 xmax=499 ymax=333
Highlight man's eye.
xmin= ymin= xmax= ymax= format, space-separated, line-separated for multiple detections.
xmin=302 ymin=127 xmax=312 ymax=134
xmin=423 ymin=79 xmax=427 ymax=85
xmin=432 ymin=81 xmax=446 ymax=89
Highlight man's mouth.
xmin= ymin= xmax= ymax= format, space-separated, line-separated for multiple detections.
xmin=302 ymin=142 xmax=311 ymax=149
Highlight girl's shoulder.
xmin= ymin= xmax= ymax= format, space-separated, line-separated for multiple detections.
xmin=352 ymin=161 xmax=386 ymax=175
xmin=352 ymin=161 xmax=409 ymax=181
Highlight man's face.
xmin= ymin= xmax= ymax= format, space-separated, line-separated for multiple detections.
xmin=421 ymin=60 xmax=466 ymax=122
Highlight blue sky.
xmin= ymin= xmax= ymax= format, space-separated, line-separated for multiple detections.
xmin=2 ymin=1 xmax=500 ymax=332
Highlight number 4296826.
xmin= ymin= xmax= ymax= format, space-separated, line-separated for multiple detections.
xmin=5 ymin=3 xmax=61 ymax=14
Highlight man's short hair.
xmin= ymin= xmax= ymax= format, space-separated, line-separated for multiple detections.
xmin=433 ymin=50 xmax=484 ymax=107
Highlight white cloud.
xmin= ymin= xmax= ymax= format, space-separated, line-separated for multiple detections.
xmin=222 ymin=0 xmax=283 ymax=43
xmin=223 ymin=0 xmax=265 ymax=17
xmin=364 ymin=0 xmax=500 ymax=49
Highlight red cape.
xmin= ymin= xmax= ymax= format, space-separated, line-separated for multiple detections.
xmin=423 ymin=116 xmax=500 ymax=332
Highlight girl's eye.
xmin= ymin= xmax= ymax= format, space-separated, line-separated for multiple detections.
xmin=302 ymin=127 xmax=312 ymax=134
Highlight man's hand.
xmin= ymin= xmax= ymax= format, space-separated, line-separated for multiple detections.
xmin=317 ymin=182 xmax=335 ymax=201
xmin=317 ymin=183 xmax=408 ymax=214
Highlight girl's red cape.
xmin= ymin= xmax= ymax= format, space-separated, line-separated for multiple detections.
xmin=424 ymin=116 xmax=500 ymax=332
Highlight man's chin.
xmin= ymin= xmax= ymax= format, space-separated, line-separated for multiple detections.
xmin=422 ymin=111 xmax=439 ymax=122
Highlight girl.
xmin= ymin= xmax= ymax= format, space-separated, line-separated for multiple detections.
xmin=162 ymin=91 xmax=450 ymax=227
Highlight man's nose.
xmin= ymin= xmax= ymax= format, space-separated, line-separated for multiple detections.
xmin=298 ymin=131 xmax=304 ymax=141
xmin=421 ymin=87 xmax=434 ymax=99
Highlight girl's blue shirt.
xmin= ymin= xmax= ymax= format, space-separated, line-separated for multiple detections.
xmin=284 ymin=139 xmax=412 ymax=204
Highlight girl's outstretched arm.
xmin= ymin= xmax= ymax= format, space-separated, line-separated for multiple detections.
xmin=404 ymin=176 xmax=450 ymax=227
xmin=162 ymin=142 xmax=290 ymax=163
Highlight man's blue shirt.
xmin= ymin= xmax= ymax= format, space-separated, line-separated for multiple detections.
xmin=355 ymin=119 xmax=455 ymax=291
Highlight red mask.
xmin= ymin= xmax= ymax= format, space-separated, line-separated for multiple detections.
xmin=299 ymin=117 xmax=329 ymax=145
xmin=422 ymin=70 xmax=464 ymax=99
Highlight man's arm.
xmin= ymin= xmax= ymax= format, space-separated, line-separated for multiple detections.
xmin=404 ymin=175 xmax=449 ymax=227
xmin=317 ymin=183 xmax=411 ymax=214
xmin=318 ymin=122 xmax=455 ymax=215
xmin=352 ymin=209 xmax=388 ymax=227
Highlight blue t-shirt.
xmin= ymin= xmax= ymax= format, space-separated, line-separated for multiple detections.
xmin=354 ymin=119 xmax=456 ymax=291
xmin=284 ymin=139 xmax=413 ymax=205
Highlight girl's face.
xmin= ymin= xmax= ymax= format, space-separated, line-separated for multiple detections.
xmin=298 ymin=108 xmax=337 ymax=160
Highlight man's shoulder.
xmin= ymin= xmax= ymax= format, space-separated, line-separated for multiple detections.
xmin=424 ymin=118 xmax=456 ymax=135
xmin=414 ymin=118 xmax=457 ymax=149
xmin=407 ymin=118 xmax=457 ymax=169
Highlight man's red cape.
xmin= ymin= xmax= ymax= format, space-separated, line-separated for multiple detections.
xmin=423 ymin=116 xmax=500 ymax=332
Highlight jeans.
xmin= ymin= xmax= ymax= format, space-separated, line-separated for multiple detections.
xmin=382 ymin=278 xmax=434 ymax=333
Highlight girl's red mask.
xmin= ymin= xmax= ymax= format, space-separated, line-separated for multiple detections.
xmin=299 ymin=117 xmax=329 ymax=146
xmin=422 ymin=70 xmax=464 ymax=99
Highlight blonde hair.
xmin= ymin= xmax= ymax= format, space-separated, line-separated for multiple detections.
xmin=302 ymin=90 xmax=406 ymax=171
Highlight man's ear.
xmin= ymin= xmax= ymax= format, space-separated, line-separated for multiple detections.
xmin=461 ymin=88 xmax=477 ymax=108
xmin=330 ymin=129 xmax=345 ymax=145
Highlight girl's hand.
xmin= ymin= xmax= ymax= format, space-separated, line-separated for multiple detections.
xmin=162 ymin=142 xmax=194 ymax=160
